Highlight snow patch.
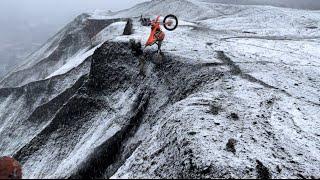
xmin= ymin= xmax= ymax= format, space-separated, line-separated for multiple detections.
xmin=46 ymin=43 xmax=103 ymax=79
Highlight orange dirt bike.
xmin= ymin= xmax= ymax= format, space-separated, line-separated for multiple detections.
xmin=144 ymin=14 xmax=178 ymax=53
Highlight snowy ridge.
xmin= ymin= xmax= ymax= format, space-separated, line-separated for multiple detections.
xmin=46 ymin=43 xmax=103 ymax=79
xmin=0 ymin=61 xmax=90 ymax=156
xmin=0 ymin=14 xmax=125 ymax=88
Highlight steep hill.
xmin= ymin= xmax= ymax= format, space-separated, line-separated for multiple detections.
xmin=0 ymin=0 xmax=319 ymax=178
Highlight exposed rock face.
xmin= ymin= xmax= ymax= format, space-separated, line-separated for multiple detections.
xmin=0 ymin=59 xmax=91 ymax=157
xmin=256 ymin=160 xmax=271 ymax=179
xmin=123 ymin=19 xmax=133 ymax=35
xmin=226 ymin=138 xmax=237 ymax=154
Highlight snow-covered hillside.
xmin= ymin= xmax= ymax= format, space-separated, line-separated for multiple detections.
xmin=0 ymin=14 xmax=126 ymax=88
xmin=0 ymin=0 xmax=319 ymax=179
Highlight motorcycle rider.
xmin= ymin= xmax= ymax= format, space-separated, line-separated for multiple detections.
xmin=131 ymin=16 xmax=176 ymax=76
xmin=145 ymin=16 xmax=172 ymax=53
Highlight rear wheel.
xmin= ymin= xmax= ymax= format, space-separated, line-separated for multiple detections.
xmin=163 ymin=14 xmax=178 ymax=31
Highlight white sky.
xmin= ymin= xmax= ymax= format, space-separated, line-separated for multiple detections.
xmin=0 ymin=0 xmax=148 ymax=25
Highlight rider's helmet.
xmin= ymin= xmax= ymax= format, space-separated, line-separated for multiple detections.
xmin=151 ymin=19 xmax=157 ymax=28
xmin=151 ymin=16 xmax=161 ymax=32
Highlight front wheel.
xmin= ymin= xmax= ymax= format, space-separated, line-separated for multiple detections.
xmin=163 ymin=14 xmax=178 ymax=31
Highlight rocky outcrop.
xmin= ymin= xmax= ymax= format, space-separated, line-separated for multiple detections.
xmin=123 ymin=19 xmax=133 ymax=35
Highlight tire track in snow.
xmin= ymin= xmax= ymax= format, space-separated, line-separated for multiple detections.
xmin=215 ymin=51 xmax=320 ymax=107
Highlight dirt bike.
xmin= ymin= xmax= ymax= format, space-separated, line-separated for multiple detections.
xmin=143 ymin=14 xmax=178 ymax=64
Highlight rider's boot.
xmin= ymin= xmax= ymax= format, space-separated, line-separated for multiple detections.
xmin=157 ymin=40 xmax=162 ymax=54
